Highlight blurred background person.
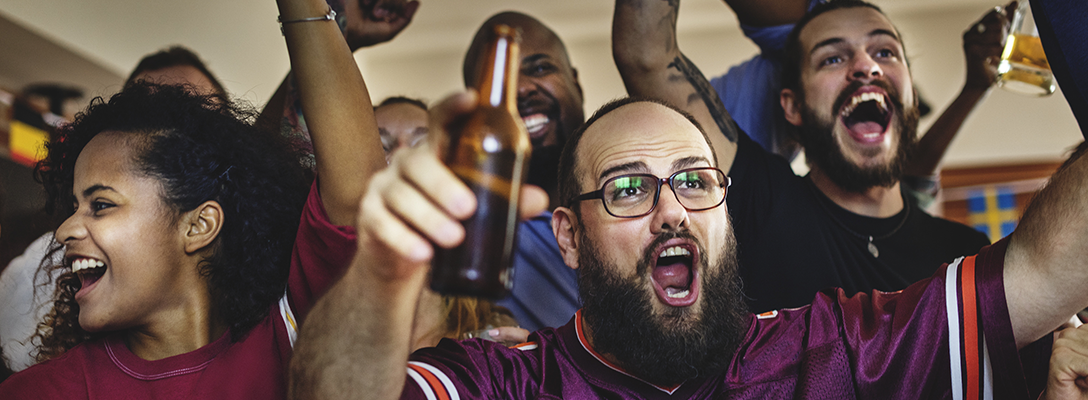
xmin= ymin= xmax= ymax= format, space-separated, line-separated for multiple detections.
xmin=374 ymin=96 xmax=428 ymax=162
xmin=125 ymin=45 xmax=227 ymax=97
xmin=20 ymin=83 xmax=83 ymax=127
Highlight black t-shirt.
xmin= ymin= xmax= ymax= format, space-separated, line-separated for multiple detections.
xmin=727 ymin=131 xmax=991 ymax=313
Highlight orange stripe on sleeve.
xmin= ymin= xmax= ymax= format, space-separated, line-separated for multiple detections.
xmin=961 ymin=256 xmax=980 ymax=400
xmin=408 ymin=363 xmax=451 ymax=400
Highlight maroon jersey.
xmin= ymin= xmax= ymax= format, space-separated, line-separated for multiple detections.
xmin=0 ymin=181 xmax=357 ymax=399
xmin=404 ymin=238 xmax=1049 ymax=399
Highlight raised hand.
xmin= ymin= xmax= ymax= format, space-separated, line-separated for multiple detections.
xmin=962 ymin=2 xmax=1017 ymax=90
xmin=343 ymin=0 xmax=421 ymax=50
xmin=357 ymin=91 xmax=549 ymax=280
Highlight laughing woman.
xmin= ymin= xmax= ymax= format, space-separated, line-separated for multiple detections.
xmin=0 ymin=0 xmax=390 ymax=397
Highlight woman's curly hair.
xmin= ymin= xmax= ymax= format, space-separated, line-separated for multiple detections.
xmin=32 ymin=83 xmax=311 ymax=361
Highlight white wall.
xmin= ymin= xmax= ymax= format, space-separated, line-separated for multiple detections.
xmin=359 ymin=3 xmax=1082 ymax=169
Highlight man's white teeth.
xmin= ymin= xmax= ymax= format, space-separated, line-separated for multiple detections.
xmin=522 ymin=114 xmax=549 ymax=133
xmin=658 ymin=246 xmax=691 ymax=258
xmin=840 ymin=92 xmax=888 ymax=117
xmin=71 ymin=258 xmax=105 ymax=273
xmin=667 ymin=289 xmax=691 ymax=299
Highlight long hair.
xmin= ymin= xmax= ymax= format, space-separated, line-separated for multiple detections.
xmin=32 ymin=83 xmax=310 ymax=361
xmin=439 ymin=297 xmax=517 ymax=340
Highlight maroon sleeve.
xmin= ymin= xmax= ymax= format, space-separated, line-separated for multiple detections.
xmin=286 ymin=180 xmax=357 ymax=324
xmin=402 ymin=334 xmax=564 ymax=399
xmin=973 ymin=237 xmax=1051 ymax=399
xmin=401 ymin=339 xmax=512 ymax=400
xmin=821 ymin=238 xmax=1049 ymax=398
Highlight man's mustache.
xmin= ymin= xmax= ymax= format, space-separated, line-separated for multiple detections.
xmin=832 ymin=79 xmax=905 ymax=115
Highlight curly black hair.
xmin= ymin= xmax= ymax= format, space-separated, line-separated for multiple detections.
xmin=33 ymin=83 xmax=311 ymax=360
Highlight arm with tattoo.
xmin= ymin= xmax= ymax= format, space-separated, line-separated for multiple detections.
xmin=667 ymin=54 xmax=737 ymax=143
xmin=613 ymin=0 xmax=740 ymax=172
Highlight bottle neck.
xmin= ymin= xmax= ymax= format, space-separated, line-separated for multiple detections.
xmin=478 ymin=34 xmax=519 ymax=111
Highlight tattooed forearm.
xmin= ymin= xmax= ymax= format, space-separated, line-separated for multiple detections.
xmin=663 ymin=0 xmax=679 ymax=55
xmin=667 ymin=54 xmax=739 ymax=142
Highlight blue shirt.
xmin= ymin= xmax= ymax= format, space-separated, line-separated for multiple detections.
xmin=710 ymin=0 xmax=821 ymax=160
xmin=498 ymin=212 xmax=580 ymax=332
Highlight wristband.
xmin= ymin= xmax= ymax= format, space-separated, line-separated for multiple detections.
xmin=278 ymin=8 xmax=336 ymax=35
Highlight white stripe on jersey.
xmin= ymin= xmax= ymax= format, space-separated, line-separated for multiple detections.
xmin=945 ymin=257 xmax=995 ymax=399
xmin=983 ymin=339 xmax=993 ymax=400
xmin=407 ymin=366 xmax=438 ymax=400
xmin=945 ymin=258 xmax=964 ymax=400
xmin=409 ymin=361 xmax=461 ymax=400
xmin=278 ymin=291 xmax=298 ymax=348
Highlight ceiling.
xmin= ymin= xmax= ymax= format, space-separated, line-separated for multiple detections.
xmin=0 ymin=0 xmax=999 ymax=106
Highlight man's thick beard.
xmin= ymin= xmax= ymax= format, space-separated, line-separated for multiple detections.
xmin=577 ymin=229 xmax=749 ymax=387
xmin=796 ymin=81 xmax=919 ymax=194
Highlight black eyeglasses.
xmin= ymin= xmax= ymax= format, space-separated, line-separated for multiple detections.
xmin=569 ymin=167 xmax=730 ymax=218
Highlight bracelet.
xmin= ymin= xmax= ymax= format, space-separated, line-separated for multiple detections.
xmin=278 ymin=8 xmax=336 ymax=35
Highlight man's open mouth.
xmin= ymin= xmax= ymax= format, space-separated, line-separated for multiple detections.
xmin=520 ymin=112 xmax=553 ymax=140
xmin=839 ymin=90 xmax=892 ymax=144
xmin=650 ymin=242 xmax=699 ymax=307
xmin=71 ymin=257 xmax=107 ymax=294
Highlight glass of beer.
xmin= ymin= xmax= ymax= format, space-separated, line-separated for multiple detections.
xmin=996 ymin=0 xmax=1056 ymax=96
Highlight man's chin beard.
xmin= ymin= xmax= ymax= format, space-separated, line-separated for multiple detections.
xmin=796 ymin=88 xmax=919 ymax=194
xmin=576 ymin=230 xmax=748 ymax=387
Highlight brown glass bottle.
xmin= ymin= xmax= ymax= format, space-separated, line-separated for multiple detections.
xmin=431 ymin=25 xmax=531 ymax=300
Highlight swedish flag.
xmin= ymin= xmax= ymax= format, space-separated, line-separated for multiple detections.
xmin=966 ymin=186 xmax=1019 ymax=242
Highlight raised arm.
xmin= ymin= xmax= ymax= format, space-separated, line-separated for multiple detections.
xmin=612 ymin=0 xmax=739 ymax=172
xmin=273 ymin=0 xmax=418 ymax=226
xmin=276 ymin=0 xmax=382 ymax=225
xmin=288 ymin=93 xmax=549 ymax=400
xmin=1005 ymin=143 xmax=1088 ymax=348
xmin=258 ymin=0 xmax=417 ymax=135
xmin=720 ymin=0 xmax=809 ymax=28
xmin=903 ymin=4 xmax=1015 ymax=180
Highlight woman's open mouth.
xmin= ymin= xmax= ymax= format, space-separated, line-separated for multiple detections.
xmin=71 ymin=257 xmax=107 ymax=298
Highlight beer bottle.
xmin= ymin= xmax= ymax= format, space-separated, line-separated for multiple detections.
xmin=431 ymin=24 xmax=531 ymax=299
